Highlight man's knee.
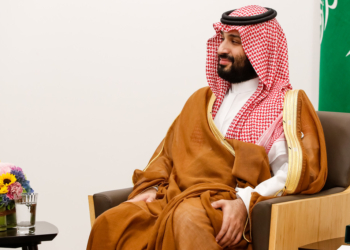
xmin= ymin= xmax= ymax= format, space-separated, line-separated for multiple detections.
xmin=173 ymin=199 xmax=206 ymax=229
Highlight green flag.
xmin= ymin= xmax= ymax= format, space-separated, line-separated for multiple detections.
xmin=319 ymin=0 xmax=350 ymax=112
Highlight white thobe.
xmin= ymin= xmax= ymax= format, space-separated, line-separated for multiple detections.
xmin=213 ymin=77 xmax=288 ymax=212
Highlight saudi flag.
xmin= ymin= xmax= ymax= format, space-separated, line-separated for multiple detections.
xmin=319 ymin=0 xmax=350 ymax=112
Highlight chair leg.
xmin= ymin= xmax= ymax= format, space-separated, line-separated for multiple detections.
xmin=22 ymin=244 xmax=39 ymax=250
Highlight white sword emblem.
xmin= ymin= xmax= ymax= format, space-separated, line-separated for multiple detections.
xmin=320 ymin=0 xmax=338 ymax=44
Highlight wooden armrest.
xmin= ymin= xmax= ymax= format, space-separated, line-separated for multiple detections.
xmin=252 ymin=187 xmax=345 ymax=250
xmin=268 ymin=186 xmax=350 ymax=250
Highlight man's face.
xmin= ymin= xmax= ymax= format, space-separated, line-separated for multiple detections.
xmin=217 ymin=30 xmax=257 ymax=84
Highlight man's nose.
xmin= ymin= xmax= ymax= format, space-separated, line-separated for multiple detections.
xmin=217 ymin=41 xmax=229 ymax=55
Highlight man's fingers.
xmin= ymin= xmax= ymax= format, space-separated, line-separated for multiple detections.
xmin=146 ymin=197 xmax=154 ymax=203
xmin=232 ymin=230 xmax=243 ymax=246
xmin=211 ymin=199 xmax=225 ymax=208
xmin=218 ymin=226 xmax=234 ymax=248
xmin=227 ymin=231 xmax=238 ymax=248
xmin=229 ymin=229 xmax=243 ymax=247
xmin=127 ymin=194 xmax=148 ymax=203
xmin=215 ymin=218 xmax=229 ymax=242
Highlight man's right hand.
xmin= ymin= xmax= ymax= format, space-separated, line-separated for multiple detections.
xmin=127 ymin=188 xmax=157 ymax=203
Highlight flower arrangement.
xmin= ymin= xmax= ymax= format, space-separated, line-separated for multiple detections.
xmin=0 ymin=163 xmax=34 ymax=210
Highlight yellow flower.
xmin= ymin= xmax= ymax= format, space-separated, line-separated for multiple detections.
xmin=0 ymin=173 xmax=16 ymax=187
xmin=0 ymin=185 xmax=8 ymax=194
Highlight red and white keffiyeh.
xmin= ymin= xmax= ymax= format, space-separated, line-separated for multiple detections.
xmin=206 ymin=5 xmax=292 ymax=153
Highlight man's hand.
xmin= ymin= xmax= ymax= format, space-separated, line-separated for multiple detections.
xmin=127 ymin=188 xmax=157 ymax=203
xmin=211 ymin=198 xmax=247 ymax=248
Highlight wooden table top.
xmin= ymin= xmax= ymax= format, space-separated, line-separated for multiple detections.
xmin=0 ymin=221 xmax=58 ymax=248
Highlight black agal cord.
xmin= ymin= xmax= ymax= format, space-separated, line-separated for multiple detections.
xmin=221 ymin=8 xmax=277 ymax=25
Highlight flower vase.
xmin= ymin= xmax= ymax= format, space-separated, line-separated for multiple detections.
xmin=0 ymin=207 xmax=7 ymax=231
xmin=6 ymin=209 xmax=16 ymax=228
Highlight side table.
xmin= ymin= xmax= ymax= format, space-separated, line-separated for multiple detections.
xmin=0 ymin=221 xmax=58 ymax=250
xmin=299 ymin=237 xmax=350 ymax=250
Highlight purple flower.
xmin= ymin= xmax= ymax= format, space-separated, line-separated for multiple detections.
xmin=22 ymin=180 xmax=34 ymax=194
xmin=0 ymin=194 xmax=11 ymax=207
xmin=10 ymin=166 xmax=23 ymax=172
xmin=10 ymin=168 xmax=25 ymax=184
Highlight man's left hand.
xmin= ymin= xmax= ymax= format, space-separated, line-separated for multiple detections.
xmin=211 ymin=198 xmax=247 ymax=248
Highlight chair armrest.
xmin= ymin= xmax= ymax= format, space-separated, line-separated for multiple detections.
xmin=88 ymin=187 xmax=133 ymax=226
xmin=253 ymin=187 xmax=350 ymax=250
xmin=252 ymin=187 xmax=345 ymax=250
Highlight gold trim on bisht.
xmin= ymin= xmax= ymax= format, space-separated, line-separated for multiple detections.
xmin=283 ymin=90 xmax=303 ymax=194
xmin=207 ymin=93 xmax=236 ymax=157
xmin=143 ymin=140 xmax=165 ymax=172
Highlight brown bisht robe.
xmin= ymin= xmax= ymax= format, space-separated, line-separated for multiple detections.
xmin=87 ymin=87 xmax=327 ymax=250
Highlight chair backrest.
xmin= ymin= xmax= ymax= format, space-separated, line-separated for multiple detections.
xmin=317 ymin=111 xmax=350 ymax=190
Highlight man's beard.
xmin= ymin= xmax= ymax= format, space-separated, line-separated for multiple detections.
xmin=217 ymin=54 xmax=258 ymax=84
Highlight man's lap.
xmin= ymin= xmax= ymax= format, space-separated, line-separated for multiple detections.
xmin=88 ymin=196 xmax=247 ymax=250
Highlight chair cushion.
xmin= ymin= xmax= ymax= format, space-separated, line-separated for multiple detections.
xmin=317 ymin=111 xmax=350 ymax=189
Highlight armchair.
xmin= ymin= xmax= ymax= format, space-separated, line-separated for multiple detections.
xmin=88 ymin=111 xmax=350 ymax=250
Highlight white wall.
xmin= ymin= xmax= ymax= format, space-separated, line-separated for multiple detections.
xmin=0 ymin=1 xmax=320 ymax=249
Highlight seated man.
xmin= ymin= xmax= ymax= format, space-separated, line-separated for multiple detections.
xmin=87 ymin=5 xmax=327 ymax=250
